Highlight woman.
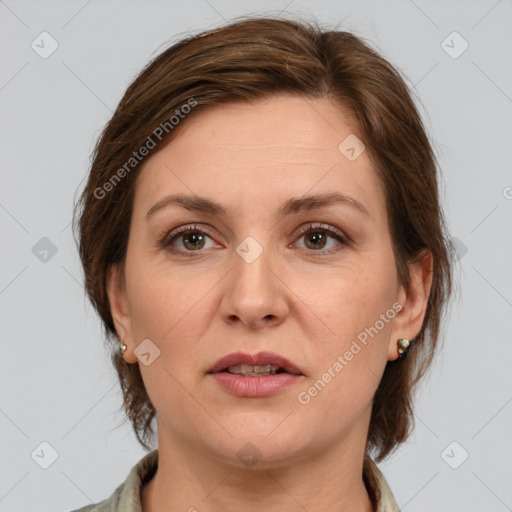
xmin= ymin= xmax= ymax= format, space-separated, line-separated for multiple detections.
xmin=72 ymin=15 xmax=453 ymax=512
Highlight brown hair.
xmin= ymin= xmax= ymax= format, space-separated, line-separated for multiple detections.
xmin=73 ymin=15 xmax=453 ymax=462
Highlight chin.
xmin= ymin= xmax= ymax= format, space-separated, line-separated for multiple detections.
xmin=206 ymin=420 xmax=310 ymax=469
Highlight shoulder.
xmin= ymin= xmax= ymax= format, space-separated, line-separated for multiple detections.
xmin=69 ymin=506 xmax=102 ymax=512
xmin=68 ymin=450 xmax=158 ymax=512
xmin=68 ymin=502 xmax=108 ymax=512
xmin=364 ymin=455 xmax=401 ymax=512
xmin=68 ymin=490 xmax=119 ymax=512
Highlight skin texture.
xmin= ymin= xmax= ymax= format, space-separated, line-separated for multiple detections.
xmin=107 ymin=94 xmax=433 ymax=512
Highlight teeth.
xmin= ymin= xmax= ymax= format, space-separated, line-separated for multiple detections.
xmin=227 ymin=364 xmax=280 ymax=376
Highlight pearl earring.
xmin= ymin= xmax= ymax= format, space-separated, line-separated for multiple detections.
xmin=397 ymin=338 xmax=413 ymax=359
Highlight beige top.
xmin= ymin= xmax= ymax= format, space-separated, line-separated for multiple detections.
xmin=70 ymin=449 xmax=400 ymax=512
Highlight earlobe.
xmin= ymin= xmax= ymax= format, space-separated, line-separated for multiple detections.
xmin=106 ymin=264 xmax=136 ymax=361
xmin=387 ymin=250 xmax=433 ymax=361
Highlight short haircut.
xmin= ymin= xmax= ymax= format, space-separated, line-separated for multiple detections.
xmin=74 ymin=15 xmax=453 ymax=462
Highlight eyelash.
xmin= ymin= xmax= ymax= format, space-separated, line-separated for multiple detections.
xmin=157 ymin=222 xmax=350 ymax=257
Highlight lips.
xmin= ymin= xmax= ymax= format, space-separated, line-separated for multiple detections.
xmin=208 ymin=351 xmax=303 ymax=375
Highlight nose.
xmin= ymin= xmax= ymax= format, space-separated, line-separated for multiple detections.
xmin=219 ymin=244 xmax=289 ymax=330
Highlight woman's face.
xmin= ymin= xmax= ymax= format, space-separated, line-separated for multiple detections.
xmin=108 ymin=94 xmax=430 ymax=467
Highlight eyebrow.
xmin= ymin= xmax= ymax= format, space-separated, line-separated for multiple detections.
xmin=146 ymin=192 xmax=369 ymax=219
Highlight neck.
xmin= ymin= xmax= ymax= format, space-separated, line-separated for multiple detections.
xmin=142 ymin=422 xmax=375 ymax=512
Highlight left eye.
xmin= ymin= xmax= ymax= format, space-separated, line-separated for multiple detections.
xmin=295 ymin=225 xmax=347 ymax=252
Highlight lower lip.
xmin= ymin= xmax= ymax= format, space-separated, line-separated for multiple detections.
xmin=208 ymin=372 xmax=303 ymax=397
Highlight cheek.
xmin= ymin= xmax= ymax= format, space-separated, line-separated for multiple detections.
xmin=295 ymin=253 xmax=397 ymax=349
xmin=289 ymin=252 xmax=397 ymax=415
xmin=125 ymin=253 xmax=221 ymax=352
xmin=125 ymin=261 xmax=218 ymax=408
xmin=295 ymin=272 xmax=397 ymax=426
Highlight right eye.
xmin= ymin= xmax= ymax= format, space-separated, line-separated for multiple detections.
xmin=158 ymin=224 xmax=219 ymax=255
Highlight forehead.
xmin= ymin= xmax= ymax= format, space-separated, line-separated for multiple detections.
xmin=133 ymin=95 xmax=385 ymax=218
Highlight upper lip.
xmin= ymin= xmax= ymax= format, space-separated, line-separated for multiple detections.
xmin=208 ymin=351 xmax=303 ymax=375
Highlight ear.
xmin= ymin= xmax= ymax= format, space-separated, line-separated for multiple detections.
xmin=387 ymin=249 xmax=433 ymax=361
xmin=106 ymin=263 xmax=138 ymax=363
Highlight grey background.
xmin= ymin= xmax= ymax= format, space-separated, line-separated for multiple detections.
xmin=1 ymin=0 xmax=511 ymax=511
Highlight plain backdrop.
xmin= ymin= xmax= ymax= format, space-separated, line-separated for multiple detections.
xmin=1 ymin=1 xmax=511 ymax=511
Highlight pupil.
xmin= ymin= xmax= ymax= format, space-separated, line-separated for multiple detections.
xmin=184 ymin=233 xmax=204 ymax=250
xmin=306 ymin=232 xmax=325 ymax=249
